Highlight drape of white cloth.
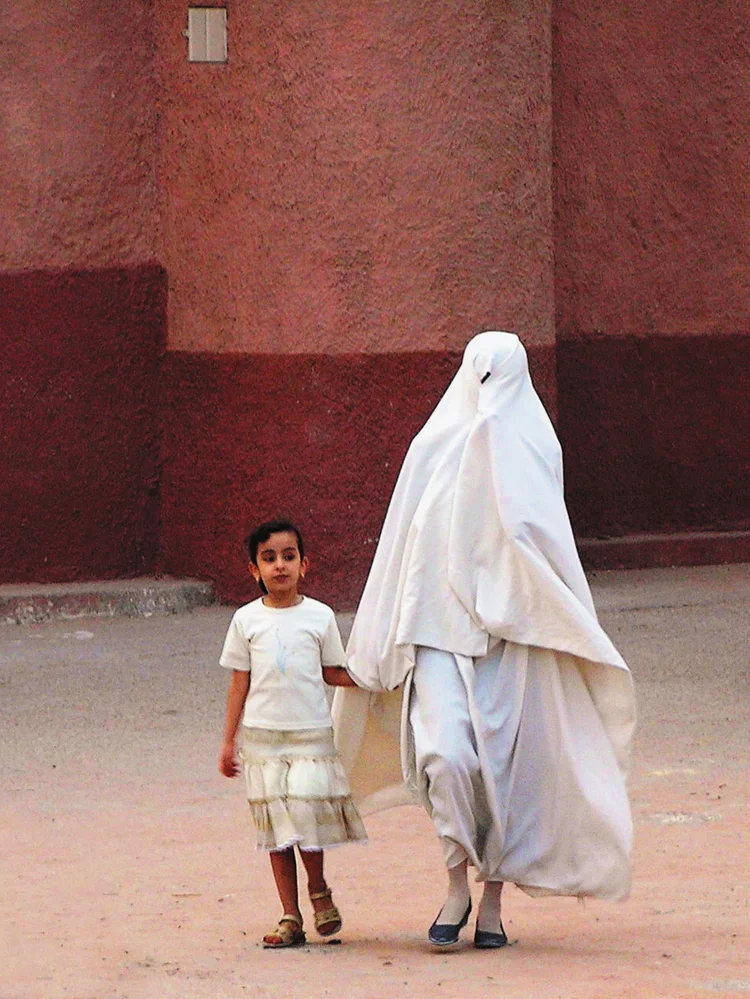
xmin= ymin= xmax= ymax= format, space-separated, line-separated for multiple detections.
xmin=342 ymin=332 xmax=634 ymax=771
xmin=332 ymin=331 xmax=636 ymax=901
xmin=407 ymin=645 xmax=632 ymax=900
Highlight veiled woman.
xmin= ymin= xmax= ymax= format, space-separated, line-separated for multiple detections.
xmin=333 ymin=331 xmax=636 ymax=948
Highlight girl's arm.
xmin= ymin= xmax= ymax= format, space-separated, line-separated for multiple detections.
xmin=322 ymin=666 xmax=360 ymax=687
xmin=219 ymin=670 xmax=251 ymax=777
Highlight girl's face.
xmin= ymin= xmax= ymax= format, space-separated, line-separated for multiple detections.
xmin=250 ymin=530 xmax=308 ymax=606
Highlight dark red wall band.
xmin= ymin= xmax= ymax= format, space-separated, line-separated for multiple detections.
xmin=557 ymin=333 xmax=750 ymax=539
xmin=159 ymin=339 xmax=748 ymax=606
xmin=0 ymin=265 xmax=166 ymax=583
xmin=159 ymin=348 xmax=560 ymax=608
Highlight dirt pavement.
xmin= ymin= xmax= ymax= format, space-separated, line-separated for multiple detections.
xmin=1 ymin=564 xmax=749 ymax=999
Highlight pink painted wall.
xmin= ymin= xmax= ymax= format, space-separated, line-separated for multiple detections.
xmin=153 ymin=1 xmax=559 ymax=602
xmin=0 ymin=0 xmax=158 ymax=271
xmin=553 ymin=1 xmax=749 ymax=338
xmin=155 ymin=0 xmax=554 ymax=354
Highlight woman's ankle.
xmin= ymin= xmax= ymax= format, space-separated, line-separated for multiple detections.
xmin=476 ymin=881 xmax=503 ymax=931
xmin=437 ymin=862 xmax=471 ymax=923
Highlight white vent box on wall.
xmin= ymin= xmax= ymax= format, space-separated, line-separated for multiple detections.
xmin=187 ymin=7 xmax=227 ymax=63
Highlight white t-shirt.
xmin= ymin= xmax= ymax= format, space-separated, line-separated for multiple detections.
xmin=219 ymin=596 xmax=346 ymax=730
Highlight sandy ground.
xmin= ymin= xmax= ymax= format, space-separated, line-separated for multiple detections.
xmin=1 ymin=564 xmax=749 ymax=999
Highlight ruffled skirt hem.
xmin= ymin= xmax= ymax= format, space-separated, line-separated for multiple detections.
xmin=249 ymin=796 xmax=368 ymax=852
xmin=240 ymin=725 xmax=367 ymax=852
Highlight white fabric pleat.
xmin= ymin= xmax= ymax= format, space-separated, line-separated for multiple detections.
xmin=342 ymin=332 xmax=634 ymax=773
xmin=407 ymin=645 xmax=632 ymax=899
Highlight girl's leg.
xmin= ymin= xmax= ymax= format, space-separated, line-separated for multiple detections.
xmin=298 ymin=847 xmax=326 ymax=897
xmin=268 ymin=847 xmax=301 ymax=920
xmin=262 ymin=847 xmax=306 ymax=947
xmin=477 ymin=880 xmax=504 ymax=933
xmin=299 ymin=849 xmax=342 ymax=936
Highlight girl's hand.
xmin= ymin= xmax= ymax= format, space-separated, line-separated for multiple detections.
xmin=219 ymin=741 xmax=240 ymax=778
xmin=322 ymin=665 xmax=361 ymax=687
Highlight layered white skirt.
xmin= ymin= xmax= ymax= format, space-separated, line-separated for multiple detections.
xmin=406 ymin=643 xmax=633 ymax=900
xmin=240 ymin=726 xmax=367 ymax=852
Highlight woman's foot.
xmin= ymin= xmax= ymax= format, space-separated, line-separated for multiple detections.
xmin=474 ymin=881 xmax=507 ymax=948
xmin=433 ymin=891 xmax=472 ymax=925
xmin=474 ymin=922 xmax=508 ymax=949
xmin=428 ymin=899 xmax=472 ymax=946
xmin=437 ymin=859 xmax=471 ymax=923
xmin=428 ymin=861 xmax=472 ymax=945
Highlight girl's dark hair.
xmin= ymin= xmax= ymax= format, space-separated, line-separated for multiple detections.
xmin=245 ymin=520 xmax=305 ymax=565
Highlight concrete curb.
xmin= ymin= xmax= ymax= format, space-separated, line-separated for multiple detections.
xmin=0 ymin=578 xmax=216 ymax=625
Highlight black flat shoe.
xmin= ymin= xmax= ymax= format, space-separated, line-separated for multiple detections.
xmin=428 ymin=900 xmax=472 ymax=946
xmin=473 ymin=920 xmax=508 ymax=949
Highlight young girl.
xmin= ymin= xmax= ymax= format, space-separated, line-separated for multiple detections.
xmin=219 ymin=519 xmax=365 ymax=949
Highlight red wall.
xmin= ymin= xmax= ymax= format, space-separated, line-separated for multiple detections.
xmin=0 ymin=1 xmax=162 ymax=583
xmin=0 ymin=1 xmax=158 ymax=272
xmin=160 ymin=346 xmax=555 ymax=606
xmin=552 ymin=1 xmax=749 ymax=567
xmin=0 ymin=266 xmax=166 ymax=582
xmin=2 ymin=1 xmax=748 ymax=598
xmin=553 ymin=1 xmax=747 ymax=338
xmin=155 ymin=0 xmax=559 ymax=605
xmin=557 ymin=334 xmax=750 ymax=539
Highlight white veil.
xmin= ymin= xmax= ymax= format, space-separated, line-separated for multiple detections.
xmin=335 ymin=332 xmax=635 ymax=812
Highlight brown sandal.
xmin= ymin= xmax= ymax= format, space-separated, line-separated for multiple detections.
xmin=262 ymin=914 xmax=306 ymax=949
xmin=310 ymin=887 xmax=342 ymax=937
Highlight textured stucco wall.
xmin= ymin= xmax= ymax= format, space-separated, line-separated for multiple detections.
xmin=3 ymin=0 xmax=747 ymax=596
xmin=159 ymin=345 xmax=555 ymax=607
xmin=154 ymin=0 xmax=557 ymax=603
xmin=155 ymin=0 xmax=554 ymax=354
xmin=553 ymin=1 xmax=749 ymax=338
xmin=0 ymin=266 xmax=166 ymax=583
xmin=552 ymin=2 xmax=750 ymax=551
xmin=0 ymin=2 xmax=163 ymax=583
xmin=0 ymin=0 xmax=158 ymax=270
